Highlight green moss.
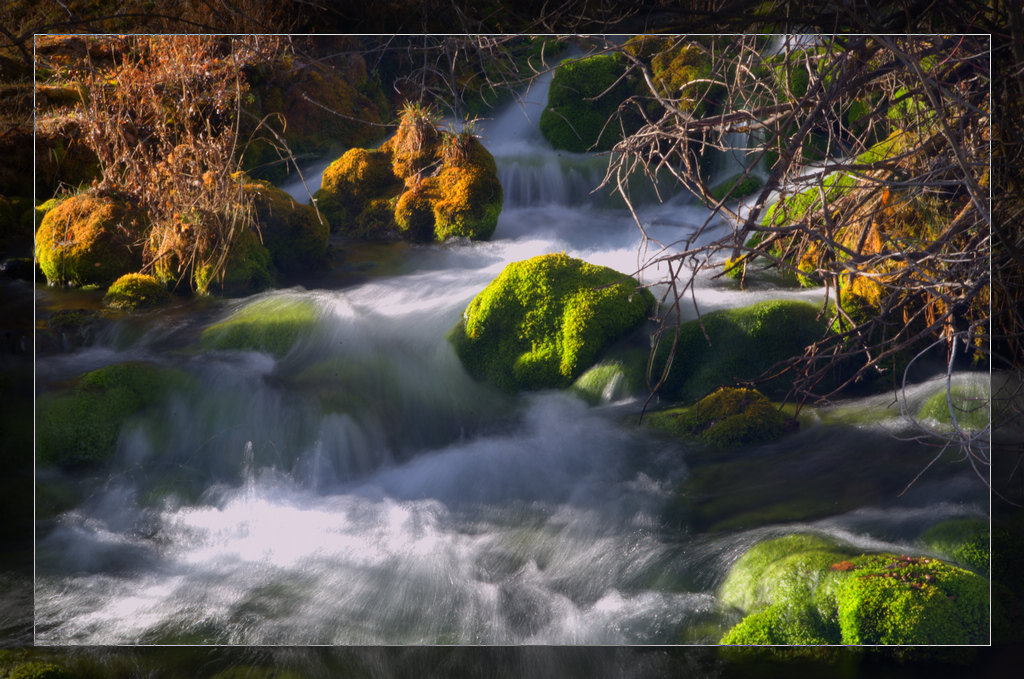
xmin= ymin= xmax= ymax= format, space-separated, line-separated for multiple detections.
xmin=199 ymin=296 xmax=318 ymax=358
xmin=34 ymin=190 xmax=148 ymax=287
xmin=651 ymin=299 xmax=829 ymax=403
xmin=6 ymin=662 xmax=72 ymax=679
xmin=103 ymin=273 xmax=170 ymax=310
xmin=314 ymin=147 xmax=400 ymax=232
xmin=539 ymin=53 xmax=644 ymax=153
xmin=720 ymin=602 xmax=833 ymax=645
xmin=243 ymin=176 xmax=329 ymax=273
xmin=36 ymin=362 xmax=193 ymax=468
xmin=193 ymin=227 xmax=275 ymax=296
xmin=917 ymin=384 xmax=990 ymax=431
xmin=835 ymin=554 xmax=988 ymax=644
xmin=569 ymin=347 xmax=649 ymax=405
xmin=708 ymin=173 xmax=762 ymax=202
xmin=450 ymin=253 xmax=655 ymax=391
xmin=919 ymin=518 xmax=989 ymax=573
xmin=718 ymin=535 xmax=990 ymax=646
xmin=718 ymin=534 xmax=849 ymax=614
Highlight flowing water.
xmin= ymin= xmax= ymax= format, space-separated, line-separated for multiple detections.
xmin=33 ymin=69 xmax=989 ymax=645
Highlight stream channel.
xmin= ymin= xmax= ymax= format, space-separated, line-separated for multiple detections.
xmin=33 ymin=66 xmax=989 ymax=645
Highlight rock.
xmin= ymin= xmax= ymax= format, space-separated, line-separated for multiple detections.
xmin=199 ymin=295 xmax=319 ymax=358
xmin=36 ymin=361 xmax=193 ymax=468
xmin=717 ymin=534 xmax=989 ymax=645
xmin=103 ymin=273 xmax=171 ymax=310
xmin=449 ymin=253 xmax=655 ymax=391
xmin=645 ymin=386 xmax=791 ymax=447
xmin=538 ymin=53 xmax=645 ymax=153
xmin=241 ymin=175 xmax=329 ymax=273
xmin=192 ymin=226 xmax=275 ymax=296
xmin=314 ymin=105 xmax=503 ymax=242
xmin=34 ymin=189 xmax=148 ymax=287
xmin=917 ymin=383 xmax=990 ymax=432
xmin=918 ymin=518 xmax=989 ymax=573
xmin=650 ymin=299 xmax=830 ymax=403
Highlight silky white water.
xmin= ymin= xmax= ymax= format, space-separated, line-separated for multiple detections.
xmin=34 ymin=68 xmax=989 ymax=645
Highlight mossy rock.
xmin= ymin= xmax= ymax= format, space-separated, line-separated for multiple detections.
xmin=919 ymin=518 xmax=989 ymax=573
xmin=315 ymin=147 xmax=400 ymax=233
xmin=193 ymin=227 xmax=275 ymax=296
xmin=539 ymin=53 xmax=644 ymax=153
xmin=708 ymin=172 xmax=762 ymax=202
xmin=834 ymin=553 xmax=988 ymax=644
xmin=569 ymin=346 xmax=650 ymax=405
xmin=6 ymin=662 xmax=72 ymax=679
xmin=645 ymin=387 xmax=791 ymax=447
xmin=242 ymin=176 xmax=329 ymax=273
xmin=450 ymin=253 xmax=655 ymax=391
xmin=917 ymin=384 xmax=990 ymax=431
xmin=36 ymin=362 xmax=193 ymax=468
xmin=717 ymin=535 xmax=990 ymax=645
xmin=651 ymin=299 xmax=830 ymax=403
xmin=199 ymin=295 xmax=319 ymax=358
xmin=314 ymin=113 xmax=502 ymax=242
xmin=34 ymin=189 xmax=148 ymax=287
xmin=649 ymin=41 xmax=716 ymax=113
xmin=103 ymin=273 xmax=171 ymax=310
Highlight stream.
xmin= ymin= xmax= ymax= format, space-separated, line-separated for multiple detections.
xmin=33 ymin=67 xmax=989 ymax=645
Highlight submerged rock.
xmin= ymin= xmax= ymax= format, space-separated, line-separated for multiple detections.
xmin=644 ymin=386 xmax=792 ymax=447
xmin=35 ymin=189 xmax=148 ymax=287
xmin=36 ymin=361 xmax=194 ymax=468
xmin=718 ymin=534 xmax=989 ymax=645
xmin=314 ymin=105 xmax=503 ymax=242
xmin=450 ymin=253 xmax=655 ymax=391
xmin=199 ymin=295 xmax=319 ymax=358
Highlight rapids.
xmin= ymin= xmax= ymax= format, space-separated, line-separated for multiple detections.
xmin=33 ymin=62 xmax=989 ymax=645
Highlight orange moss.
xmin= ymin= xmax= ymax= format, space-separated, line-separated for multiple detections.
xmin=35 ymin=190 xmax=147 ymax=286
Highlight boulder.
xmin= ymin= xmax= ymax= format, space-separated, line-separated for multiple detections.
xmin=103 ymin=273 xmax=171 ymax=310
xmin=449 ymin=253 xmax=655 ymax=391
xmin=34 ymin=189 xmax=148 ymax=287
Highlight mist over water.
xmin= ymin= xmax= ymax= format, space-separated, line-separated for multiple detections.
xmin=34 ymin=65 xmax=988 ymax=645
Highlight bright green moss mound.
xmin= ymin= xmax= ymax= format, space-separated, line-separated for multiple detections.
xmin=717 ymin=534 xmax=990 ymax=645
xmin=103 ymin=273 xmax=170 ymax=310
xmin=36 ymin=362 xmax=192 ymax=468
xmin=652 ymin=299 xmax=829 ymax=403
xmin=450 ymin=253 xmax=655 ymax=391
xmin=835 ymin=554 xmax=988 ymax=644
xmin=569 ymin=347 xmax=649 ymax=405
xmin=645 ymin=387 xmax=789 ymax=447
xmin=200 ymin=296 xmax=319 ymax=358
xmin=539 ymin=54 xmax=643 ymax=153
xmin=35 ymin=189 xmax=148 ymax=287
xmin=919 ymin=518 xmax=989 ymax=573
xmin=917 ymin=384 xmax=990 ymax=431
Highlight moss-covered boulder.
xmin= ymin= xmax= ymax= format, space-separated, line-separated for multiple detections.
xmin=314 ymin=107 xmax=502 ymax=242
xmin=645 ymin=387 xmax=791 ymax=447
xmin=199 ymin=295 xmax=319 ymax=358
xmin=34 ymin=189 xmax=148 ymax=287
xmin=193 ymin=227 xmax=275 ymax=296
xmin=241 ymin=176 xmax=329 ymax=273
xmin=917 ymin=383 xmax=990 ymax=432
xmin=717 ymin=534 xmax=989 ymax=645
xmin=449 ymin=253 xmax=655 ymax=391
xmin=919 ymin=518 xmax=989 ymax=573
xmin=539 ymin=53 xmax=645 ymax=153
xmin=651 ymin=299 xmax=830 ymax=403
xmin=36 ymin=362 xmax=193 ymax=468
xmin=103 ymin=273 xmax=171 ymax=310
